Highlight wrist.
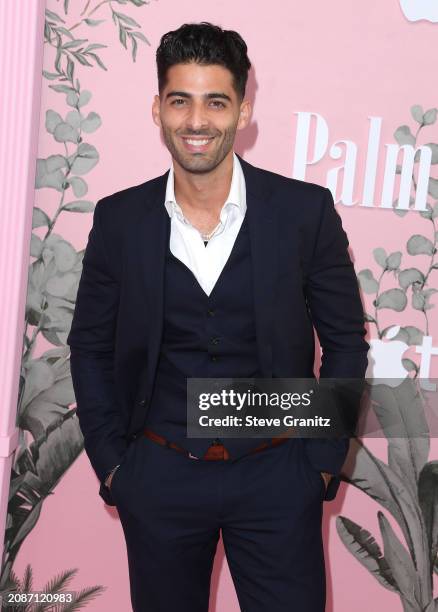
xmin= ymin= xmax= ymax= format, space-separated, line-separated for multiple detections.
xmin=105 ymin=464 xmax=120 ymax=489
xmin=321 ymin=472 xmax=333 ymax=489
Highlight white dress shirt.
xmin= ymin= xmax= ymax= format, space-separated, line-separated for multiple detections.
xmin=164 ymin=152 xmax=247 ymax=296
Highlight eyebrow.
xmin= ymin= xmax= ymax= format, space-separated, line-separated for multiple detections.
xmin=165 ymin=91 xmax=232 ymax=102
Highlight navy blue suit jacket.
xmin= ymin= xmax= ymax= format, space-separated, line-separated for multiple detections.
xmin=67 ymin=154 xmax=369 ymax=506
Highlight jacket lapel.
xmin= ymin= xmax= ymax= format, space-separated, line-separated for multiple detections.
xmin=238 ymin=154 xmax=278 ymax=377
xmin=138 ymin=155 xmax=279 ymax=404
xmin=137 ymin=174 xmax=170 ymax=404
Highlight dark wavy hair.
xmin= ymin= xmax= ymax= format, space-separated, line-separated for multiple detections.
xmin=156 ymin=22 xmax=251 ymax=101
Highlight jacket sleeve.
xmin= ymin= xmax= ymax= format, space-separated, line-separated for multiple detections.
xmin=67 ymin=198 xmax=128 ymax=505
xmin=303 ymin=187 xmax=369 ymax=501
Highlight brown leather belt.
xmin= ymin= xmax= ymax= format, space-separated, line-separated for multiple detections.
xmin=143 ymin=427 xmax=290 ymax=460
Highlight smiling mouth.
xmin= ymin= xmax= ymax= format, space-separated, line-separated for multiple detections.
xmin=180 ymin=136 xmax=215 ymax=151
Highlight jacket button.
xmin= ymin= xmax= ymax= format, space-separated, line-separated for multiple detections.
xmin=139 ymin=398 xmax=146 ymax=405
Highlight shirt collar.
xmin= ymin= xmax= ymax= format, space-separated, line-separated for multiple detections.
xmin=164 ymin=151 xmax=246 ymax=219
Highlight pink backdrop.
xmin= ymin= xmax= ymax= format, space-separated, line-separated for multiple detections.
xmin=4 ymin=1 xmax=438 ymax=610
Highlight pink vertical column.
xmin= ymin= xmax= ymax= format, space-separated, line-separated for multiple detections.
xmin=0 ymin=0 xmax=45 ymax=564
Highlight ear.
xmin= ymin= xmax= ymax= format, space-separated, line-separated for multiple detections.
xmin=237 ymin=99 xmax=252 ymax=131
xmin=152 ymin=94 xmax=162 ymax=128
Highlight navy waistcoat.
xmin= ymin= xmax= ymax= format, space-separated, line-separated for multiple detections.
xmin=145 ymin=212 xmax=270 ymax=459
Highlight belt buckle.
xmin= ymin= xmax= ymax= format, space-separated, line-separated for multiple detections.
xmin=188 ymin=452 xmax=199 ymax=460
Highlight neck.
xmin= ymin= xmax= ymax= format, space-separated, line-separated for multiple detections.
xmin=172 ymin=150 xmax=234 ymax=213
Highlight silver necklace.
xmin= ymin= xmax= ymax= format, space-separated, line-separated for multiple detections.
xmin=201 ymin=222 xmax=221 ymax=241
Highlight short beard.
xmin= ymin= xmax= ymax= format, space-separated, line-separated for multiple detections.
xmin=161 ymin=124 xmax=237 ymax=174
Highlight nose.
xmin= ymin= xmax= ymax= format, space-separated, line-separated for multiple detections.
xmin=185 ymin=101 xmax=209 ymax=132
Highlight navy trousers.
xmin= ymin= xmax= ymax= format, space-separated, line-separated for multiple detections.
xmin=110 ymin=434 xmax=326 ymax=612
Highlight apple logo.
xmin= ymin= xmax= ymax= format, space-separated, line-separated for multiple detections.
xmin=366 ymin=325 xmax=410 ymax=386
xmin=399 ymin=0 xmax=438 ymax=23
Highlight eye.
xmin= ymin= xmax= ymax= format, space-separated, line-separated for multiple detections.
xmin=210 ymin=100 xmax=225 ymax=108
xmin=171 ymin=98 xmax=186 ymax=106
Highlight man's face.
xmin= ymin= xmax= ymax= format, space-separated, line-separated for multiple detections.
xmin=152 ymin=62 xmax=251 ymax=174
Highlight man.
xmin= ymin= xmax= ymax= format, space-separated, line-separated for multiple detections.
xmin=67 ymin=22 xmax=369 ymax=612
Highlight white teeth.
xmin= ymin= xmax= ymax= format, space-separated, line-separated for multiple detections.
xmin=184 ymin=139 xmax=211 ymax=146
